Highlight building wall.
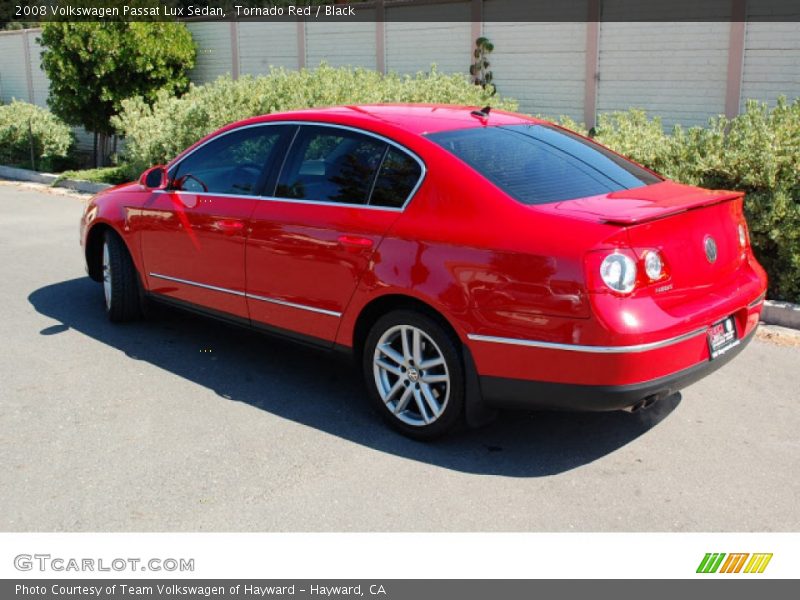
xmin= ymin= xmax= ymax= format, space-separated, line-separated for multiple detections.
xmin=238 ymin=21 xmax=299 ymax=74
xmin=0 ymin=31 xmax=29 ymax=104
xmin=26 ymin=34 xmax=50 ymax=108
xmin=1 ymin=3 xmax=799 ymax=146
xmin=741 ymin=21 xmax=800 ymax=109
xmin=596 ymin=21 xmax=731 ymax=128
xmin=484 ymin=1 xmax=587 ymax=120
xmin=306 ymin=14 xmax=378 ymax=70
xmin=187 ymin=22 xmax=234 ymax=84
xmin=385 ymin=3 xmax=472 ymax=74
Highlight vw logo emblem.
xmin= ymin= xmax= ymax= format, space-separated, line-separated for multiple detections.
xmin=704 ymin=235 xmax=718 ymax=263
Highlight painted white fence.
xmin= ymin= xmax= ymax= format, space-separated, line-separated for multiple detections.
xmin=1 ymin=0 xmax=799 ymax=151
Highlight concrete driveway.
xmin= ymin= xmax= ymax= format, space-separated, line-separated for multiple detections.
xmin=1 ymin=181 xmax=798 ymax=531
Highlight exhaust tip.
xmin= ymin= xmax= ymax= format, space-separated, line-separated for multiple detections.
xmin=624 ymin=394 xmax=660 ymax=413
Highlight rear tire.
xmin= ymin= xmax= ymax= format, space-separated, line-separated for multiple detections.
xmin=102 ymin=231 xmax=143 ymax=323
xmin=363 ymin=309 xmax=464 ymax=440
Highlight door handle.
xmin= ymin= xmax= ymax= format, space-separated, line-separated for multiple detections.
xmin=337 ymin=235 xmax=374 ymax=249
xmin=215 ymin=219 xmax=245 ymax=235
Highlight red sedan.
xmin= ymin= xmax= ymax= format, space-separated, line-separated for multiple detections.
xmin=80 ymin=105 xmax=767 ymax=439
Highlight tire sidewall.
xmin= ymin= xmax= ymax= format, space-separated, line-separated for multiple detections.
xmin=102 ymin=231 xmax=141 ymax=322
xmin=362 ymin=309 xmax=464 ymax=440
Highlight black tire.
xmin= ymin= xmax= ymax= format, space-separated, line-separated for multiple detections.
xmin=102 ymin=231 xmax=143 ymax=323
xmin=362 ymin=309 xmax=464 ymax=440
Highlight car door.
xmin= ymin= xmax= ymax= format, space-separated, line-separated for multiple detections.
xmin=246 ymin=124 xmax=425 ymax=344
xmin=136 ymin=124 xmax=292 ymax=320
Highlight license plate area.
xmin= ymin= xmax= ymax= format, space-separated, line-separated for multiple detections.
xmin=707 ymin=315 xmax=739 ymax=359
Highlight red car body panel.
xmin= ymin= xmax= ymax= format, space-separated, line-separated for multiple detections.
xmin=246 ymin=199 xmax=401 ymax=341
xmin=137 ymin=190 xmax=256 ymax=319
xmin=80 ymin=104 xmax=767 ymax=413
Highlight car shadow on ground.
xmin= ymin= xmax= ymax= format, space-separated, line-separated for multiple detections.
xmin=29 ymin=278 xmax=681 ymax=478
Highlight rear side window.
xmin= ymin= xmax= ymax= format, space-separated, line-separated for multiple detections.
xmin=276 ymin=126 xmax=387 ymax=205
xmin=370 ymin=147 xmax=423 ymax=208
xmin=426 ymin=124 xmax=661 ymax=206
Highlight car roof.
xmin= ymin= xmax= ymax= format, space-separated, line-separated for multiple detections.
xmin=240 ymin=104 xmax=544 ymax=136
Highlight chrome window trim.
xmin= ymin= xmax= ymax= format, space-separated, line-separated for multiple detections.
xmin=467 ymin=327 xmax=709 ymax=354
xmin=165 ymin=120 xmax=427 ymax=212
xmin=156 ymin=190 xmax=411 ymax=213
xmin=149 ymin=272 xmax=342 ymax=318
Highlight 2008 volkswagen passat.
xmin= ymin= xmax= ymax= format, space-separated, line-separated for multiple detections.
xmin=80 ymin=104 xmax=767 ymax=439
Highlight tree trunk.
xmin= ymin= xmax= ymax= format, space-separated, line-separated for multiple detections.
xmin=100 ymin=134 xmax=107 ymax=167
xmin=28 ymin=119 xmax=36 ymax=171
xmin=96 ymin=133 xmax=110 ymax=167
xmin=93 ymin=132 xmax=98 ymax=168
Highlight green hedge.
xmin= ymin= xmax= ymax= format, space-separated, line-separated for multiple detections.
xmin=112 ymin=64 xmax=517 ymax=168
xmin=553 ymin=99 xmax=799 ymax=303
xmin=55 ymin=164 xmax=138 ymax=186
xmin=0 ymin=100 xmax=74 ymax=171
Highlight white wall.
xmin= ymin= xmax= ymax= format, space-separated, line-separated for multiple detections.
xmin=187 ymin=22 xmax=234 ymax=84
xmin=2 ymin=8 xmax=799 ymax=148
xmin=238 ymin=21 xmax=299 ymax=75
xmin=306 ymin=14 xmax=377 ymax=69
xmin=26 ymin=35 xmax=49 ymax=108
xmin=484 ymin=13 xmax=587 ymax=121
xmin=0 ymin=32 xmax=29 ymax=103
xmin=385 ymin=3 xmax=472 ymax=74
xmin=596 ymin=21 xmax=731 ymax=128
xmin=741 ymin=22 xmax=800 ymax=109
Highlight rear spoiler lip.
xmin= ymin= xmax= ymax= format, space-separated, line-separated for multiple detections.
xmin=600 ymin=191 xmax=744 ymax=225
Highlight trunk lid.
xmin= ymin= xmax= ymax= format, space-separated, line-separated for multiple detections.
xmin=535 ymin=180 xmax=747 ymax=307
xmin=624 ymin=193 xmax=745 ymax=306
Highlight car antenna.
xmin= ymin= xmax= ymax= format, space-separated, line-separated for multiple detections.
xmin=470 ymin=105 xmax=491 ymax=119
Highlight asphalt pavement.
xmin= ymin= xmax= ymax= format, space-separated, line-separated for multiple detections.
xmin=1 ymin=181 xmax=798 ymax=532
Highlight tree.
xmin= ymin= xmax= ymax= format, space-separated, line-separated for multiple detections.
xmin=39 ymin=20 xmax=196 ymax=166
xmin=469 ymin=37 xmax=496 ymax=96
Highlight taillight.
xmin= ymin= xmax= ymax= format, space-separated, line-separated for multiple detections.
xmin=600 ymin=252 xmax=637 ymax=294
xmin=586 ymin=249 xmax=638 ymax=295
xmin=738 ymin=222 xmax=749 ymax=248
xmin=586 ymin=247 xmax=670 ymax=295
xmin=643 ymin=250 xmax=664 ymax=280
xmin=735 ymin=197 xmax=750 ymax=250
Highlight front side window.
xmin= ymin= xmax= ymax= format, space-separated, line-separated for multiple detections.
xmin=171 ymin=126 xmax=286 ymax=196
xmin=426 ymin=124 xmax=661 ymax=206
xmin=275 ymin=126 xmax=388 ymax=205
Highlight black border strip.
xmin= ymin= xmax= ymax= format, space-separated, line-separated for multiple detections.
xmin=4 ymin=0 xmax=800 ymax=24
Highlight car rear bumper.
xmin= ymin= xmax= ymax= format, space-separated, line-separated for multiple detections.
xmin=478 ymin=323 xmax=757 ymax=411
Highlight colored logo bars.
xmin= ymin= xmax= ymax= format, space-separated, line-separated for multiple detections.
xmin=696 ymin=553 xmax=773 ymax=574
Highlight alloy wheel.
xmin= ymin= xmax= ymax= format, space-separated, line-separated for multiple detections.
xmin=372 ymin=324 xmax=451 ymax=427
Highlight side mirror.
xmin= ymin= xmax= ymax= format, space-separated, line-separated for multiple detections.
xmin=139 ymin=165 xmax=168 ymax=191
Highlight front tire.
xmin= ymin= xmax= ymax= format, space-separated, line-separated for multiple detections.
xmin=102 ymin=231 xmax=143 ymax=322
xmin=363 ymin=310 xmax=464 ymax=440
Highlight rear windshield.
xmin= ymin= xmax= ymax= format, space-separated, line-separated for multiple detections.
xmin=426 ymin=124 xmax=661 ymax=205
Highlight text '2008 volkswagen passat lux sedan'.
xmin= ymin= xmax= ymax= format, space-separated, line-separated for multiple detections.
xmin=80 ymin=104 xmax=767 ymax=439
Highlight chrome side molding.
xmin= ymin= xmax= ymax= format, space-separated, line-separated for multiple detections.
xmin=148 ymin=272 xmax=342 ymax=318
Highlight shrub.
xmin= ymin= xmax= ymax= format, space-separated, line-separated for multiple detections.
xmin=112 ymin=64 xmax=517 ymax=168
xmin=55 ymin=164 xmax=138 ymax=186
xmin=575 ymin=98 xmax=799 ymax=303
xmin=699 ymin=99 xmax=800 ymax=303
xmin=0 ymin=100 xmax=74 ymax=171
